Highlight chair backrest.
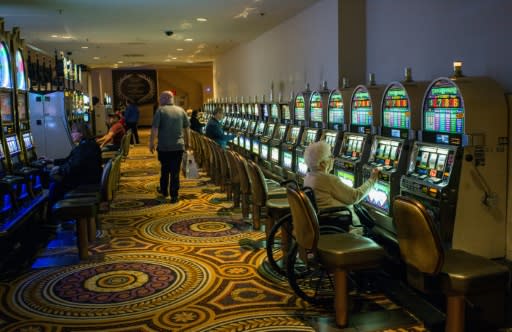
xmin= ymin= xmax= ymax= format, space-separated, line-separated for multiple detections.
xmin=393 ymin=196 xmax=444 ymax=275
xmin=287 ymin=185 xmax=320 ymax=251
xmin=100 ymin=159 xmax=113 ymax=200
xmin=246 ymin=160 xmax=268 ymax=206
xmin=225 ymin=150 xmax=240 ymax=184
xmin=235 ymin=153 xmax=251 ymax=194
xmin=122 ymin=129 xmax=132 ymax=157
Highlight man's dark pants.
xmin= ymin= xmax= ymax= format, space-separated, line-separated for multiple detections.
xmin=157 ymin=150 xmax=184 ymax=199
xmin=126 ymin=122 xmax=139 ymax=144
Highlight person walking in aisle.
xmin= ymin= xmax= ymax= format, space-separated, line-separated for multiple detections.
xmin=149 ymin=91 xmax=190 ymax=204
xmin=124 ymin=100 xmax=140 ymax=144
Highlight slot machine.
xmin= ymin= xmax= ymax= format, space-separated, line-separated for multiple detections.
xmin=333 ymin=83 xmax=385 ymax=188
xmin=259 ymin=102 xmax=280 ymax=169
xmin=280 ymin=90 xmax=309 ymax=180
xmin=269 ymin=102 xmax=291 ymax=177
xmin=361 ymin=80 xmax=426 ymax=241
xmin=320 ymin=88 xmax=351 ymax=157
xmin=400 ymin=74 xmax=508 ymax=258
xmin=242 ymin=108 xmax=257 ymax=157
xmin=250 ymin=102 xmax=266 ymax=157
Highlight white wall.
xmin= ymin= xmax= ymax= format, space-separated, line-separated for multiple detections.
xmin=366 ymin=0 xmax=512 ymax=92
xmin=214 ymin=0 xmax=339 ymax=101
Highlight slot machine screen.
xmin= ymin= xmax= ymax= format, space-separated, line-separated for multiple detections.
xmin=343 ymin=135 xmax=364 ymax=158
xmin=324 ymin=132 xmax=337 ymax=151
xmin=336 ymin=169 xmax=355 ymax=188
xmin=423 ymin=79 xmax=464 ymax=134
xmin=310 ymin=92 xmax=323 ymax=123
xmin=296 ymin=155 xmax=308 ymax=176
xmin=252 ymin=141 xmax=260 ymax=155
xmin=83 ymin=113 xmax=90 ymax=122
xmin=364 ymin=182 xmax=391 ymax=213
xmin=351 ymin=87 xmax=372 ymax=126
xmin=304 ymin=129 xmax=317 ymax=145
xmin=15 ymin=50 xmax=27 ymax=91
xmin=0 ymin=93 xmax=13 ymax=123
xmin=0 ymin=142 xmax=4 ymax=159
xmin=271 ymin=104 xmax=279 ymax=119
xmin=289 ymin=126 xmax=300 ymax=144
xmin=23 ymin=132 xmax=33 ymax=149
xmin=271 ymin=147 xmax=280 ymax=163
xmin=383 ymin=84 xmax=410 ymax=129
xmin=294 ymin=95 xmax=305 ymax=121
xmin=276 ymin=125 xmax=287 ymax=140
xmin=283 ymin=151 xmax=293 ymax=169
xmin=409 ymin=145 xmax=455 ymax=184
xmin=263 ymin=104 xmax=269 ymax=118
xmin=18 ymin=96 xmax=28 ymax=121
xmin=245 ymin=137 xmax=251 ymax=150
xmin=282 ymin=105 xmax=291 ymax=122
xmin=241 ymin=104 xmax=246 ymax=116
xmin=241 ymin=119 xmax=248 ymax=131
xmin=0 ymin=42 xmax=11 ymax=89
xmin=265 ymin=123 xmax=275 ymax=137
xmin=254 ymin=104 xmax=260 ymax=118
xmin=328 ymin=90 xmax=344 ymax=126
xmin=261 ymin=144 xmax=269 ymax=160
xmin=373 ymin=139 xmax=401 ymax=166
xmin=256 ymin=122 xmax=265 ymax=135
xmin=6 ymin=135 xmax=21 ymax=155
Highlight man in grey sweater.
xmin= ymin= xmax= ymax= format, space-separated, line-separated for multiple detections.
xmin=149 ymin=91 xmax=190 ymax=203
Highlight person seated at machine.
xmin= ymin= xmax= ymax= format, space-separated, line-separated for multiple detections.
xmin=97 ymin=113 xmax=126 ymax=151
xmin=303 ymin=141 xmax=380 ymax=232
xmin=205 ymin=107 xmax=235 ymax=149
xmin=47 ymin=122 xmax=103 ymax=211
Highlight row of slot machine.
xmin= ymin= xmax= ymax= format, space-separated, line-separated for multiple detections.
xmin=0 ymin=20 xmax=48 ymax=242
xmin=204 ymin=69 xmax=508 ymax=259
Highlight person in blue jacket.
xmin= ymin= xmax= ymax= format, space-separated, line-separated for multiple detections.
xmin=205 ymin=107 xmax=235 ymax=149
xmin=124 ymin=100 xmax=140 ymax=144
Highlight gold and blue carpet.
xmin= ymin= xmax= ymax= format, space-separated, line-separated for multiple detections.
xmin=0 ymin=131 xmax=426 ymax=332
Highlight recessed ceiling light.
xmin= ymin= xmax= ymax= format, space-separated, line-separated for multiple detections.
xmin=93 ymin=56 xmax=100 ymax=60
xmin=172 ymin=57 xmax=177 ymax=60
xmin=196 ymin=17 xmax=207 ymax=22
xmin=51 ymin=34 xmax=58 ymax=38
xmin=62 ymin=36 xmax=72 ymax=39
xmin=164 ymin=58 xmax=172 ymax=62
xmin=117 ymin=61 xmax=124 ymax=64
xmin=177 ymin=48 xmax=184 ymax=51
xmin=81 ymin=46 xmax=89 ymax=49
xmin=184 ymin=38 xmax=193 ymax=42
xmin=186 ymin=60 xmax=193 ymax=63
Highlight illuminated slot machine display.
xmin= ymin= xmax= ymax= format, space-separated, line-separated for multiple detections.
xmin=400 ymin=74 xmax=507 ymax=258
xmin=321 ymin=89 xmax=349 ymax=157
xmin=280 ymin=92 xmax=307 ymax=179
xmin=360 ymin=81 xmax=425 ymax=240
xmin=244 ymin=118 xmax=257 ymax=155
xmin=269 ymin=104 xmax=290 ymax=176
xmin=259 ymin=102 xmax=280 ymax=169
xmin=333 ymin=85 xmax=383 ymax=188
xmin=250 ymin=102 xmax=265 ymax=156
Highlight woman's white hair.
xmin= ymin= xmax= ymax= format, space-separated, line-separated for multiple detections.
xmin=304 ymin=141 xmax=331 ymax=171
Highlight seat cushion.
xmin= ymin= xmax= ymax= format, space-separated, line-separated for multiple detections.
xmin=266 ymin=198 xmax=290 ymax=210
xmin=317 ymin=233 xmax=385 ymax=269
xmin=52 ymin=197 xmax=98 ymax=219
xmin=268 ymin=187 xmax=287 ymax=199
xmin=440 ymin=249 xmax=510 ymax=295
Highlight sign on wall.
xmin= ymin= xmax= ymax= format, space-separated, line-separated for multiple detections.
xmin=112 ymin=69 xmax=157 ymax=110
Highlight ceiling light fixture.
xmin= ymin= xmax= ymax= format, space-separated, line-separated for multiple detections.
xmin=81 ymin=46 xmax=89 ymax=49
xmin=117 ymin=61 xmax=124 ymax=63
xmin=164 ymin=59 xmax=171 ymax=62
xmin=51 ymin=34 xmax=58 ymax=38
xmin=184 ymin=38 xmax=193 ymax=42
xmin=62 ymin=36 xmax=72 ymax=39
xmin=93 ymin=56 xmax=100 ymax=60
xmin=172 ymin=57 xmax=177 ymax=60
xmin=177 ymin=48 xmax=184 ymax=51
xmin=196 ymin=17 xmax=208 ymax=22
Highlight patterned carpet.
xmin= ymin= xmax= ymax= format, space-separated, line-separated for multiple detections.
xmin=0 ymin=130 xmax=426 ymax=332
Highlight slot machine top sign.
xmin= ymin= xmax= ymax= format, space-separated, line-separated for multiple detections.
xmin=271 ymin=103 xmax=279 ymax=119
xmin=15 ymin=50 xmax=27 ymax=91
xmin=423 ymin=79 xmax=464 ymax=143
xmin=310 ymin=92 xmax=323 ymax=123
xmin=382 ymin=83 xmax=410 ymax=130
xmin=351 ymin=87 xmax=372 ymax=126
xmin=294 ymin=94 xmax=305 ymax=121
xmin=328 ymin=90 xmax=344 ymax=127
xmin=0 ymin=42 xmax=12 ymax=89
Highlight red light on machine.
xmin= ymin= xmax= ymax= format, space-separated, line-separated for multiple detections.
xmin=429 ymin=169 xmax=437 ymax=177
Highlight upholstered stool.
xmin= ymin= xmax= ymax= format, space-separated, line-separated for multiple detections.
xmin=52 ymin=197 xmax=99 ymax=260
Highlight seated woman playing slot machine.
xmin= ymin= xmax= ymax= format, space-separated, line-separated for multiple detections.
xmin=303 ymin=141 xmax=380 ymax=231
xmin=47 ymin=122 xmax=103 ymax=212
xmin=96 ymin=113 xmax=126 ymax=151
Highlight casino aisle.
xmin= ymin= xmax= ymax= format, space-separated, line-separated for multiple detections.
xmin=0 ymin=129 xmax=426 ymax=332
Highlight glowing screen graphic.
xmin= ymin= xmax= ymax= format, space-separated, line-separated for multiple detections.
xmin=383 ymin=84 xmax=410 ymax=129
xmin=304 ymin=129 xmax=318 ymax=145
xmin=328 ymin=90 xmax=344 ymax=125
xmin=351 ymin=87 xmax=372 ymax=125
xmin=23 ymin=132 xmax=33 ymax=149
xmin=252 ymin=141 xmax=260 ymax=155
xmin=343 ymin=134 xmax=365 ymax=159
xmin=0 ymin=42 xmax=11 ymax=89
xmin=310 ymin=92 xmax=323 ymax=123
xmin=283 ymin=151 xmax=293 ymax=169
xmin=271 ymin=104 xmax=279 ymax=119
xmin=296 ymin=156 xmax=308 ymax=176
xmin=282 ymin=105 xmax=291 ymax=121
xmin=336 ymin=169 xmax=355 ymax=188
xmin=364 ymin=181 xmax=390 ymax=213
xmin=325 ymin=132 xmax=337 ymax=150
xmin=0 ymin=93 xmax=13 ymax=123
xmin=424 ymin=79 xmax=464 ymax=134
xmin=15 ymin=50 xmax=27 ymax=91
xmin=6 ymin=135 xmax=20 ymax=155
xmin=261 ymin=144 xmax=269 ymax=159
xmin=271 ymin=147 xmax=279 ymax=162
xmin=277 ymin=125 xmax=286 ymax=140
xmin=294 ymin=95 xmax=305 ymax=121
